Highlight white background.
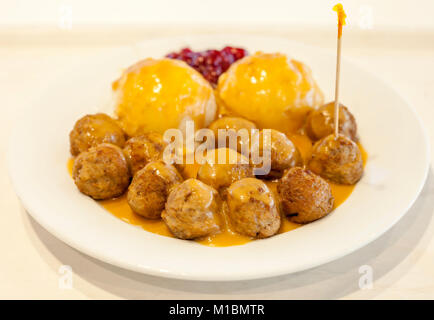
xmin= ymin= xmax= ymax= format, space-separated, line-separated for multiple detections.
xmin=1 ymin=0 xmax=434 ymax=30
xmin=1 ymin=0 xmax=434 ymax=299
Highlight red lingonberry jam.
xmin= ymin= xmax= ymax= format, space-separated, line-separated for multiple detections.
xmin=166 ymin=46 xmax=248 ymax=86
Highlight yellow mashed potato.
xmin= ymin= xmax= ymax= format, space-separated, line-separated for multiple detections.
xmin=217 ymin=52 xmax=324 ymax=133
xmin=114 ymin=58 xmax=217 ymax=137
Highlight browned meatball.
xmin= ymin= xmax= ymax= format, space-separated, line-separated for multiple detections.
xmin=69 ymin=113 xmax=126 ymax=156
xmin=123 ymin=132 xmax=167 ymax=175
xmin=254 ymin=129 xmax=302 ymax=178
xmin=127 ymin=161 xmax=183 ymax=219
xmin=197 ymin=148 xmax=253 ymax=191
xmin=73 ymin=143 xmax=130 ymax=199
xmin=308 ymin=134 xmax=363 ymax=185
xmin=226 ymin=178 xmax=280 ymax=238
xmin=208 ymin=116 xmax=257 ymax=153
xmin=162 ymin=179 xmax=221 ymax=239
xmin=277 ymin=167 xmax=334 ymax=224
xmin=305 ymin=102 xmax=358 ymax=141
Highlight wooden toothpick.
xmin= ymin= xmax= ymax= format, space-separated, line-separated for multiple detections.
xmin=333 ymin=3 xmax=346 ymax=137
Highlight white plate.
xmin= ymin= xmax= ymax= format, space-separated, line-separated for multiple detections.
xmin=8 ymin=35 xmax=430 ymax=281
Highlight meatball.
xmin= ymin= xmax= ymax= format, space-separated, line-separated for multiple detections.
xmin=70 ymin=113 xmax=126 ymax=156
xmin=308 ymin=134 xmax=363 ymax=185
xmin=277 ymin=167 xmax=334 ymax=224
xmin=226 ymin=178 xmax=280 ymax=238
xmin=305 ymin=102 xmax=358 ymax=142
xmin=197 ymin=148 xmax=253 ymax=191
xmin=123 ymin=132 xmax=167 ymax=175
xmin=73 ymin=143 xmax=130 ymax=200
xmin=208 ymin=116 xmax=257 ymax=154
xmin=127 ymin=161 xmax=183 ymax=219
xmin=254 ymin=129 xmax=302 ymax=178
xmin=162 ymin=179 xmax=221 ymax=239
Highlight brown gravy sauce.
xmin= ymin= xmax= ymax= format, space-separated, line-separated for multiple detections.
xmin=67 ymin=136 xmax=367 ymax=247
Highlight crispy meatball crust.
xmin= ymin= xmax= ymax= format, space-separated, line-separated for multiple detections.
xmin=277 ymin=167 xmax=334 ymax=224
xmin=197 ymin=148 xmax=253 ymax=191
xmin=208 ymin=116 xmax=257 ymax=153
xmin=162 ymin=179 xmax=221 ymax=240
xmin=255 ymin=129 xmax=302 ymax=178
xmin=305 ymin=102 xmax=358 ymax=142
xmin=123 ymin=132 xmax=167 ymax=175
xmin=127 ymin=161 xmax=183 ymax=219
xmin=69 ymin=113 xmax=126 ymax=156
xmin=308 ymin=134 xmax=363 ymax=185
xmin=73 ymin=143 xmax=130 ymax=200
xmin=226 ymin=178 xmax=281 ymax=238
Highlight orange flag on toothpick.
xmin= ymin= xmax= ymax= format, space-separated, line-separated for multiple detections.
xmin=333 ymin=3 xmax=347 ymax=38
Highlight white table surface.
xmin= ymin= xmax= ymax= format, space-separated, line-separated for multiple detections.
xmin=1 ymin=28 xmax=434 ymax=300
